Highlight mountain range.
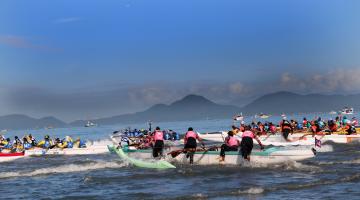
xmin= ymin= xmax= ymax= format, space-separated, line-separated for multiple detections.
xmin=1 ymin=92 xmax=360 ymax=130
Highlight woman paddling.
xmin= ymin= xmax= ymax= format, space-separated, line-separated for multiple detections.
xmin=152 ymin=127 xmax=164 ymax=158
xmin=240 ymin=125 xmax=264 ymax=161
xmin=219 ymin=131 xmax=239 ymax=162
xmin=183 ymin=127 xmax=204 ymax=164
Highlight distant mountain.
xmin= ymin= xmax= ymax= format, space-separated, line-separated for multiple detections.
xmin=70 ymin=94 xmax=241 ymax=126
xmin=0 ymin=114 xmax=67 ymax=130
xmin=241 ymin=91 xmax=360 ymax=115
xmin=4 ymin=92 xmax=360 ymax=130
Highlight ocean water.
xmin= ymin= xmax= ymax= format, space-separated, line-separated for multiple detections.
xmin=1 ymin=114 xmax=360 ymax=199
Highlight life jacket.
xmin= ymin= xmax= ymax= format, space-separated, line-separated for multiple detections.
xmin=226 ymin=136 xmax=239 ymax=147
xmin=185 ymin=131 xmax=198 ymax=140
xmin=311 ymin=124 xmax=321 ymax=133
xmin=281 ymin=120 xmax=292 ymax=131
xmin=240 ymin=126 xmax=245 ymax=132
xmin=153 ymin=131 xmax=164 ymax=141
xmin=242 ymin=131 xmax=255 ymax=139
xmin=164 ymin=132 xmax=171 ymax=140
xmin=270 ymin=125 xmax=277 ymax=133
xmin=346 ymin=125 xmax=356 ymax=134
xmin=44 ymin=140 xmax=51 ymax=148
xmin=172 ymin=132 xmax=180 ymax=140
xmin=23 ymin=142 xmax=32 ymax=149
xmin=4 ymin=143 xmax=12 ymax=149
xmin=352 ymin=120 xmax=359 ymax=126
xmin=79 ymin=140 xmax=87 ymax=148
xmin=329 ymin=123 xmax=338 ymax=132
xmin=303 ymin=120 xmax=307 ymax=127
xmin=67 ymin=141 xmax=73 ymax=148
xmin=297 ymin=123 xmax=303 ymax=130
xmin=258 ymin=125 xmax=264 ymax=132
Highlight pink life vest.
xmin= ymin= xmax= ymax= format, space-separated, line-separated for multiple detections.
xmin=154 ymin=131 xmax=164 ymax=141
xmin=270 ymin=125 xmax=277 ymax=133
xmin=185 ymin=131 xmax=198 ymax=139
xmin=226 ymin=136 xmax=239 ymax=147
xmin=242 ymin=130 xmax=254 ymax=139
xmin=352 ymin=120 xmax=358 ymax=126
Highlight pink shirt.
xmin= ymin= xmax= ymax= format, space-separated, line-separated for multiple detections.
xmin=153 ymin=131 xmax=164 ymax=141
xmin=226 ymin=136 xmax=239 ymax=147
xmin=242 ymin=130 xmax=255 ymax=139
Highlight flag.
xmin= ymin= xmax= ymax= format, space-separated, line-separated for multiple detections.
xmin=315 ymin=137 xmax=321 ymax=148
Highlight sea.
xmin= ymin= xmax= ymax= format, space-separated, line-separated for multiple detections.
xmin=1 ymin=113 xmax=360 ymax=200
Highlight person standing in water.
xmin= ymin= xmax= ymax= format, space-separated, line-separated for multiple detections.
xmin=219 ymin=131 xmax=239 ymax=162
xmin=184 ymin=127 xmax=204 ymax=164
xmin=280 ymin=118 xmax=293 ymax=142
xmin=152 ymin=127 xmax=164 ymax=158
xmin=240 ymin=125 xmax=264 ymax=161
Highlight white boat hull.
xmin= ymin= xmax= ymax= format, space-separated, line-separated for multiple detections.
xmin=122 ymin=147 xmax=315 ymax=165
xmin=200 ymin=132 xmax=360 ymax=145
xmin=25 ymin=145 xmax=109 ymax=156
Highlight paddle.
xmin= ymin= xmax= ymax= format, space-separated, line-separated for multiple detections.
xmin=167 ymin=145 xmax=219 ymax=158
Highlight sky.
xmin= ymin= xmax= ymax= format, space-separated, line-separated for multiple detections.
xmin=0 ymin=0 xmax=360 ymax=121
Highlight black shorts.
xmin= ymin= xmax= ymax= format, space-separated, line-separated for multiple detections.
xmin=282 ymin=129 xmax=291 ymax=140
xmin=184 ymin=137 xmax=197 ymax=149
xmin=220 ymin=144 xmax=238 ymax=157
xmin=240 ymin=137 xmax=253 ymax=159
xmin=152 ymin=140 xmax=164 ymax=158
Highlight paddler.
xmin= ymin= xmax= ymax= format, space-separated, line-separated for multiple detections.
xmin=344 ymin=120 xmax=356 ymax=135
xmin=231 ymin=125 xmax=241 ymax=135
xmin=352 ymin=117 xmax=359 ymax=126
xmin=310 ymin=120 xmax=323 ymax=136
xmin=12 ymin=136 xmax=23 ymax=151
xmin=22 ymin=137 xmax=32 ymax=150
xmin=74 ymin=138 xmax=87 ymax=148
xmin=37 ymin=135 xmax=54 ymax=149
xmin=28 ymin=134 xmax=37 ymax=146
xmin=240 ymin=125 xmax=264 ymax=161
xmin=269 ymin=122 xmax=277 ymax=134
xmin=183 ymin=127 xmax=204 ymax=164
xmin=219 ymin=131 xmax=239 ymax=162
xmin=280 ymin=118 xmax=293 ymax=142
xmin=152 ymin=127 xmax=164 ymax=158
xmin=328 ymin=119 xmax=338 ymax=132
xmin=1 ymin=138 xmax=12 ymax=149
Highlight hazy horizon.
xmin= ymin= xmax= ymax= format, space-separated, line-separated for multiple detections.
xmin=1 ymin=0 xmax=360 ymax=121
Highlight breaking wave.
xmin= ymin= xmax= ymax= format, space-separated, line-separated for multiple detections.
xmin=0 ymin=161 xmax=127 ymax=179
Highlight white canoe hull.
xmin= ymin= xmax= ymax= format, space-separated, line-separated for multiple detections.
xmin=0 ymin=156 xmax=23 ymax=162
xmin=25 ymin=145 xmax=109 ymax=156
xmin=0 ymin=152 xmax=25 ymax=162
xmin=200 ymin=132 xmax=360 ymax=145
xmin=122 ymin=148 xmax=315 ymax=165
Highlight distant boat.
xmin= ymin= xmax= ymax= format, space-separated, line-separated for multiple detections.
xmin=233 ymin=113 xmax=244 ymax=121
xmin=340 ymin=107 xmax=354 ymax=115
xmin=255 ymin=113 xmax=271 ymax=119
xmin=85 ymin=121 xmax=97 ymax=127
xmin=329 ymin=111 xmax=337 ymax=115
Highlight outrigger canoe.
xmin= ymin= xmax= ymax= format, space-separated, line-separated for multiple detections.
xmin=0 ymin=152 xmax=25 ymax=162
xmin=108 ymin=145 xmax=316 ymax=166
xmin=200 ymin=131 xmax=360 ymax=145
xmin=25 ymin=145 xmax=109 ymax=156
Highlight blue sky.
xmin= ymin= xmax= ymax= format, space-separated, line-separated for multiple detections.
xmin=0 ymin=0 xmax=360 ymax=121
